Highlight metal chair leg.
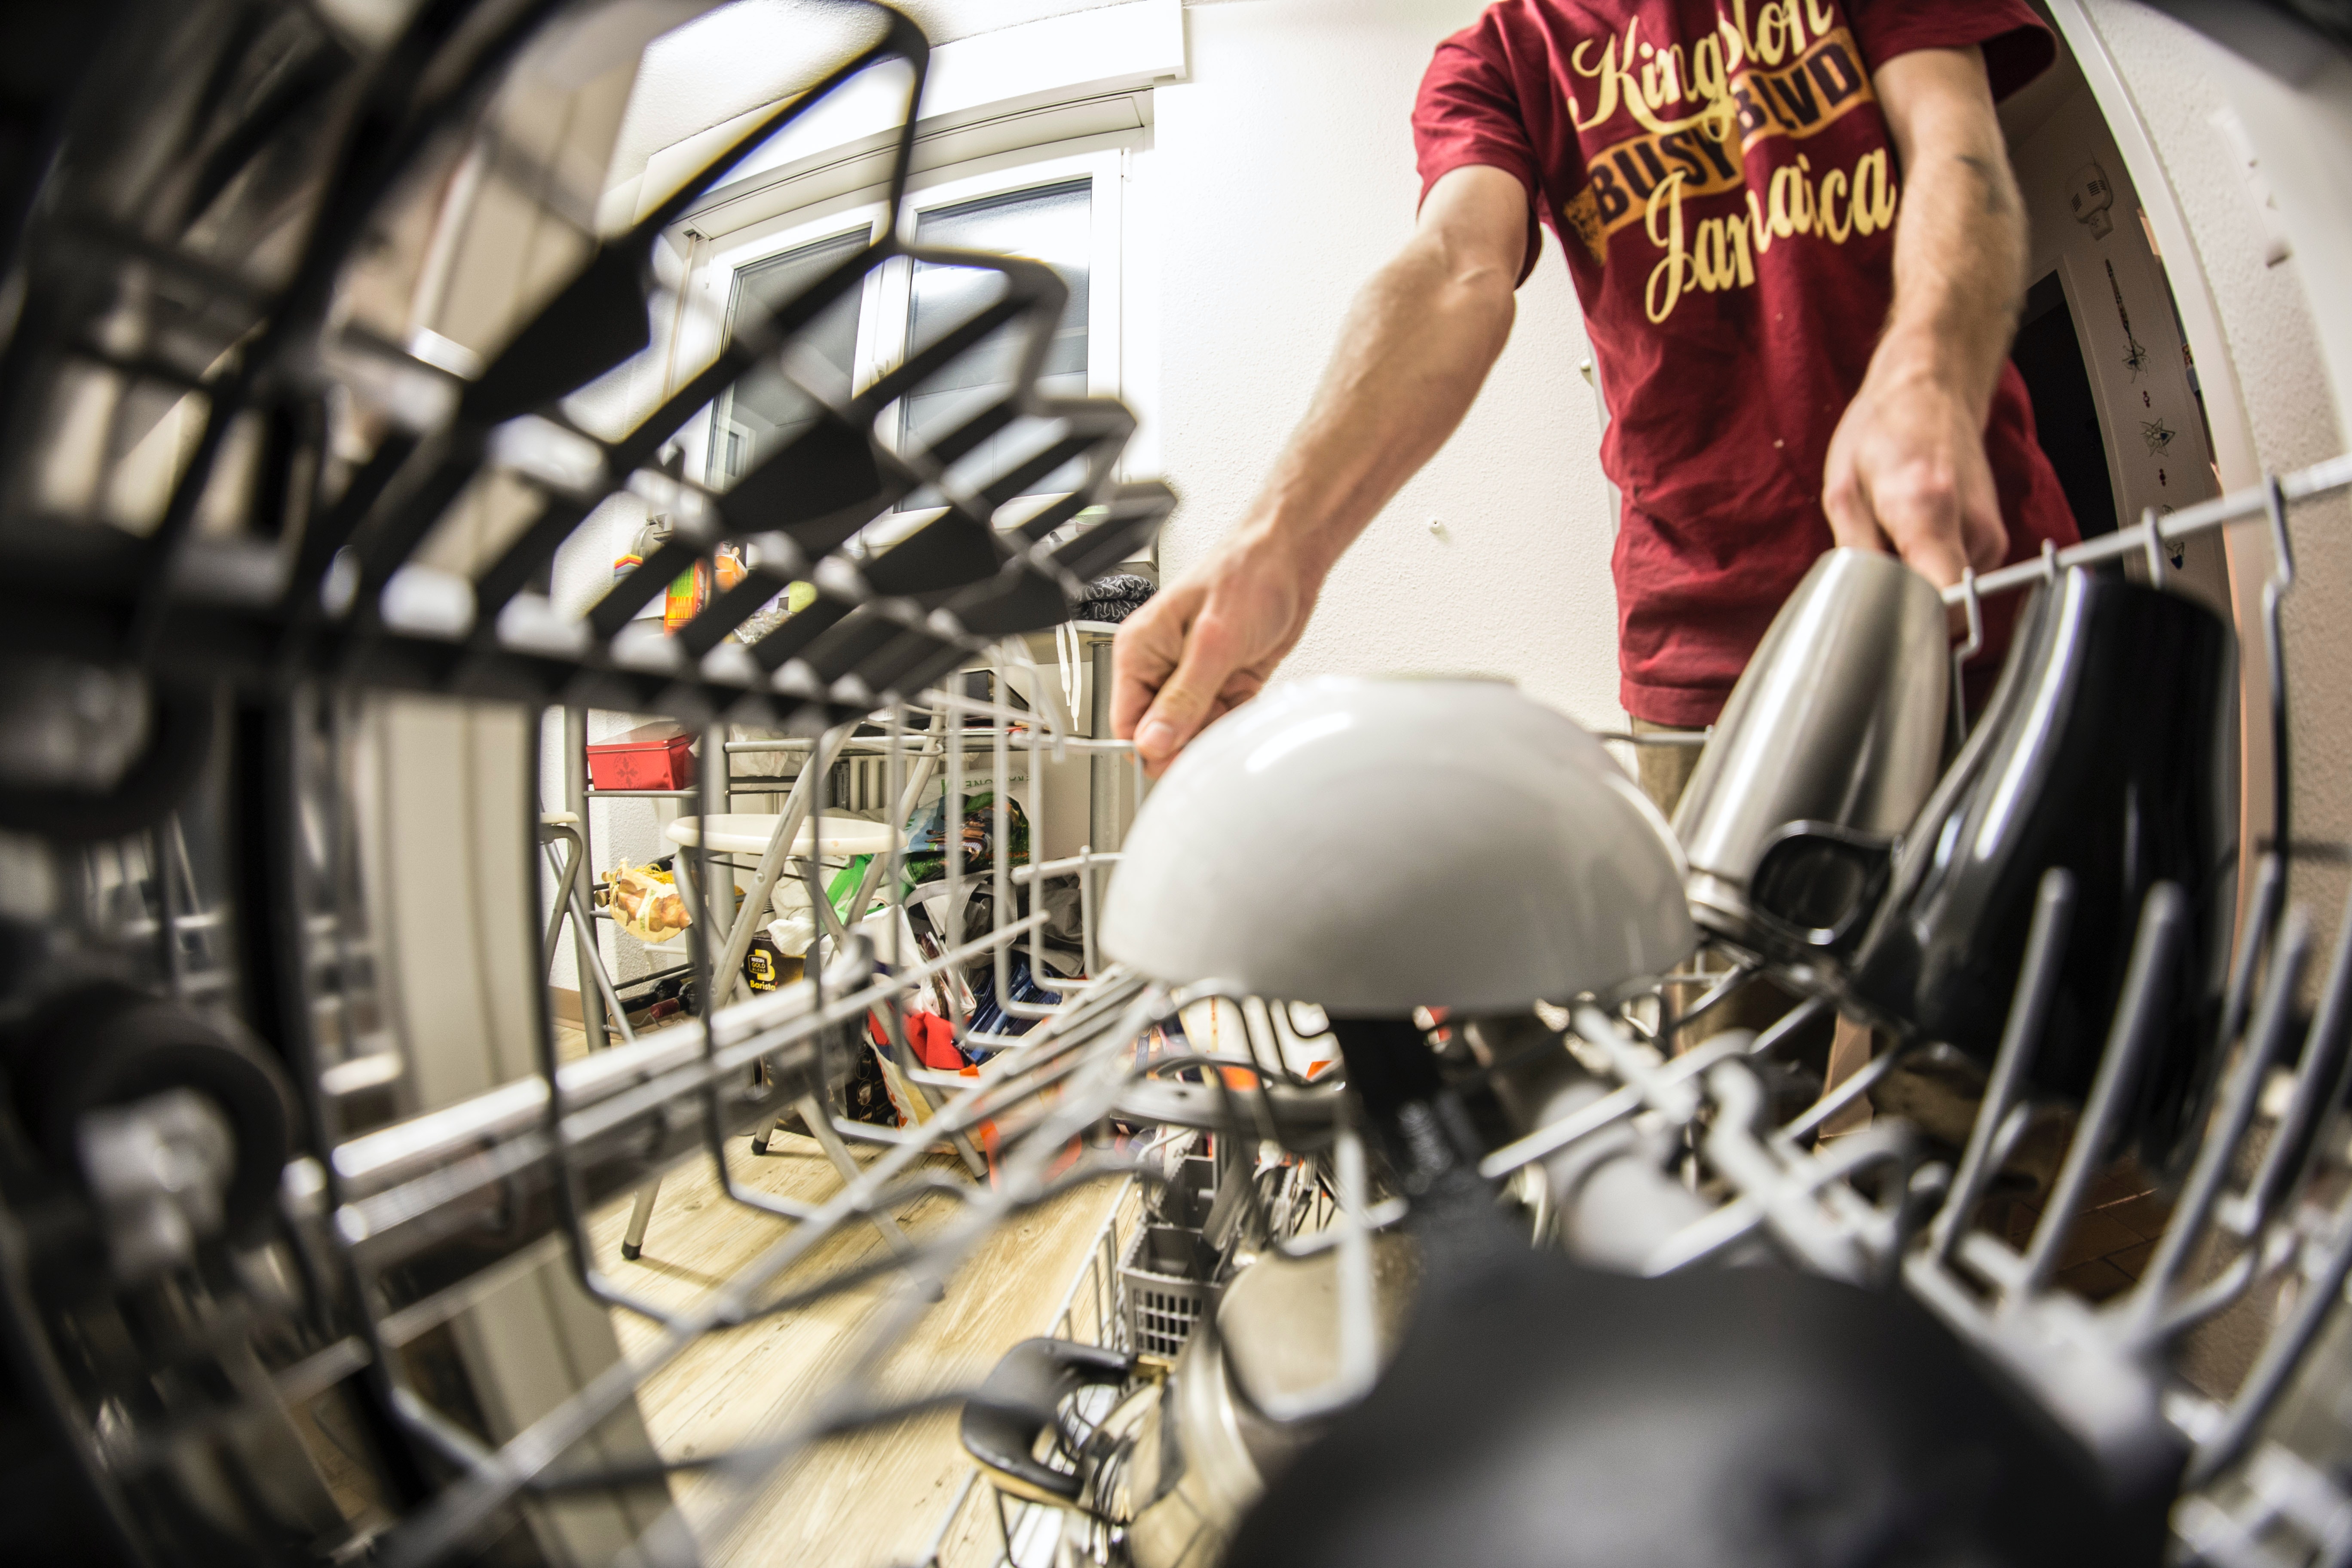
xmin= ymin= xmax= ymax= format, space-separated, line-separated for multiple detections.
xmin=620 ymin=1179 xmax=659 ymax=1261
xmin=750 ymin=1112 xmax=790 ymax=1156
xmin=539 ymin=821 xmax=587 ymax=972
xmin=541 ymin=816 xmax=634 ymax=1049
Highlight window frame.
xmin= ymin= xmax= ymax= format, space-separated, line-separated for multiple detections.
xmin=675 ymin=139 xmax=1130 ymax=499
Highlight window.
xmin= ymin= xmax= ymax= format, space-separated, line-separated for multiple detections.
xmin=900 ymin=180 xmax=1093 ymax=504
xmin=681 ymin=143 xmax=1128 ymax=536
xmin=707 ymin=226 xmax=870 ymax=488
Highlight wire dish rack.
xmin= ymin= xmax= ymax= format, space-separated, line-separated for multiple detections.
xmin=6 ymin=2 xmax=2352 ymax=1566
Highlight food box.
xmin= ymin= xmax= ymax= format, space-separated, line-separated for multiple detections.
xmin=586 ymin=721 xmax=696 ymax=790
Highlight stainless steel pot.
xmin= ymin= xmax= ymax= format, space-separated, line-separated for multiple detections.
xmin=962 ymin=1232 xmax=1417 ymax=1568
xmin=1115 ymin=1233 xmax=1418 ymax=1568
xmin=1672 ymin=548 xmax=1949 ymax=953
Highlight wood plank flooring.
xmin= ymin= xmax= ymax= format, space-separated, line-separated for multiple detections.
xmin=565 ymin=1022 xmax=1134 ymax=1567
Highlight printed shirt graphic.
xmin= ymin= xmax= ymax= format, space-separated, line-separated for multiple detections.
xmin=1415 ymin=0 xmax=2078 ymax=725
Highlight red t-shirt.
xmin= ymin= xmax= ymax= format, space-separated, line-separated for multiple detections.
xmin=1414 ymin=1 xmax=2079 ymax=726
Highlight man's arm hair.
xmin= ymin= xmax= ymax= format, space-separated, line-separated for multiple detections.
xmin=1819 ymin=45 xmax=2026 ymax=588
xmin=1875 ymin=48 xmax=2028 ymax=420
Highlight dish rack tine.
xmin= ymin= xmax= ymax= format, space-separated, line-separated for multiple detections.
xmin=2126 ymin=909 xmax=2314 ymax=1343
xmin=2244 ymin=875 xmax=2352 ymax=1228
xmin=1949 ymin=565 xmax=1983 ymax=754
xmin=2204 ymin=903 xmax=2314 ymax=1243
xmin=2221 ymin=855 xmax=2289 ymax=1066
xmin=1930 ymin=867 xmax=2074 ymax=1263
xmin=2016 ymin=882 xmax=2188 ymax=1298
xmin=2187 ymin=1188 xmax=2352 ymax=1491
xmin=2261 ymin=472 xmax=2297 ymax=864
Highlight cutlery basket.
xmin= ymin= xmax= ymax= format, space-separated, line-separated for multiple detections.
xmin=1121 ymin=1155 xmax=1221 ymax=1357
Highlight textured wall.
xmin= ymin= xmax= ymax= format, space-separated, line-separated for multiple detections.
xmin=1152 ymin=0 xmax=1625 ymax=733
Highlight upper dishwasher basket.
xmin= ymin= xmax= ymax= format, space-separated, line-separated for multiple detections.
xmin=6 ymin=4 xmax=2352 ymax=1568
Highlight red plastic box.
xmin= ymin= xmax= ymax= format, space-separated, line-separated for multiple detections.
xmin=587 ymin=721 xmax=696 ymax=790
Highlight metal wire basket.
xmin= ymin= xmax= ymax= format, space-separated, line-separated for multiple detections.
xmin=8 ymin=3 xmax=2352 ymax=1567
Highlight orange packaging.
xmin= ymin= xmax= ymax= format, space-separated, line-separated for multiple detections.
xmin=663 ymin=551 xmax=748 ymax=633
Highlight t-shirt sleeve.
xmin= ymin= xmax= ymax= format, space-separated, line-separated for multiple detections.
xmin=1412 ymin=23 xmax=1544 ymax=282
xmin=1849 ymin=0 xmax=2057 ymax=102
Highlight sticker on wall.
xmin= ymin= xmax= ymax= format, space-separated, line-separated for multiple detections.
xmin=2107 ymin=260 xmax=2150 ymax=380
xmin=2159 ymin=504 xmax=2183 ymax=568
xmin=2069 ymin=161 xmax=2115 ymax=238
xmin=2141 ymin=419 xmax=2177 ymax=457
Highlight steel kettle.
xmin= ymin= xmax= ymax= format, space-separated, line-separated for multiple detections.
xmin=1673 ymin=548 xmax=1950 ymax=955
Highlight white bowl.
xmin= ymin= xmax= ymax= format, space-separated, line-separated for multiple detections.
xmin=1101 ymin=676 xmax=1695 ymax=1015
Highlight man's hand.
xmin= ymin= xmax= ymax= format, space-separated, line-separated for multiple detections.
xmin=1112 ymin=164 xmax=1527 ymax=773
xmin=1823 ymin=357 xmax=2008 ymax=586
xmin=1822 ymin=46 xmax=2025 ymax=588
xmin=1113 ymin=530 xmax=1320 ymax=772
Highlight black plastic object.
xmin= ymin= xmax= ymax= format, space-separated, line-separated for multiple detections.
xmin=959 ymin=1336 xmax=1135 ymax=1501
xmin=863 ymin=511 xmax=1004 ymax=597
xmin=1748 ymin=819 xmax=1898 ymax=956
xmin=711 ymin=414 xmax=897 ymax=558
xmin=1225 ymin=1252 xmax=2170 ymax=1568
xmin=0 ymin=680 xmax=212 ymax=843
xmin=3 ymin=985 xmax=295 ymax=1242
xmin=1755 ymin=570 xmax=2236 ymax=1174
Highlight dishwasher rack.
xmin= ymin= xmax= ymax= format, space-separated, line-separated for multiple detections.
xmin=4 ymin=1 xmax=2352 ymax=1565
xmin=0 ymin=0 xmax=1183 ymax=1562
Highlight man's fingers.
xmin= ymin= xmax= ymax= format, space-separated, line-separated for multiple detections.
xmin=1961 ymin=493 xmax=2009 ymax=573
xmin=1109 ymin=600 xmax=1185 ymax=741
xmin=1134 ymin=618 xmax=1243 ymax=774
xmin=1871 ymin=466 xmax=1972 ymax=588
xmin=1893 ymin=527 xmax=1971 ymax=589
xmin=1821 ymin=462 xmax=1890 ymax=555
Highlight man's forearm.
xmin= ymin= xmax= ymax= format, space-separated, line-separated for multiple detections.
xmin=1243 ymin=219 xmax=1519 ymax=584
xmin=1109 ymin=164 xmax=1527 ymax=770
xmin=1822 ymin=47 xmax=2026 ymax=585
xmin=1871 ymin=49 xmax=2027 ymax=416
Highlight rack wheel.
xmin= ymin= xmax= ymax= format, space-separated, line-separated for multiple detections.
xmin=621 ymin=1243 xmax=641 ymax=1261
xmin=750 ymin=1137 xmax=769 ymax=1156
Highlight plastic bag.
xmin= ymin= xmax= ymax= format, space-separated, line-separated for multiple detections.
xmin=606 ymin=861 xmax=689 ymax=944
xmin=902 ymin=792 xmax=1028 ymax=886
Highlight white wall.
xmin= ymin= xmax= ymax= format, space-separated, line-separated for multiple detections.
xmin=1154 ymin=0 xmax=1625 ymax=734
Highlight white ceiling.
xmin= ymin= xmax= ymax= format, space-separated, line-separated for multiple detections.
xmin=606 ymin=0 xmax=1145 ymax=193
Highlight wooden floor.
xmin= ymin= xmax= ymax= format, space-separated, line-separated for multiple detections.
xmin=1981 ymin=1162 xmax=2174 ymax=1302
xmin=563 ymin=1020 xmax=1128 ymax=1567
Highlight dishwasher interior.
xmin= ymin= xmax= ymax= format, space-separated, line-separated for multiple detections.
xmin=4 ymin=2 xmax=2352 ymax=1566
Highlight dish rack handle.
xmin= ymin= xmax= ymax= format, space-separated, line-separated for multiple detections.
xmin=959 ymin=1336 xmax=1136 ymax=1504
